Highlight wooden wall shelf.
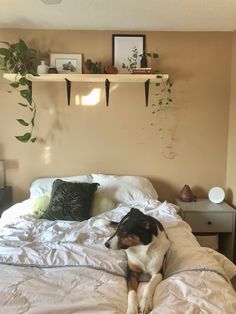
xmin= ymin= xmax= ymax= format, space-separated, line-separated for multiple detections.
xmin=3 ymin=73 xmax=169 ymax=106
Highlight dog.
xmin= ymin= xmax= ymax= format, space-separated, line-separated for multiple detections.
xmin=105 ymin=208 xmax=170 ymax=314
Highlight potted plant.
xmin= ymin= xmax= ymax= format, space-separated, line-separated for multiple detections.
xmin=140 ymin=51 xmax=159 ymax=68
xmin=0 ymin=39 xmax=38 ymax=143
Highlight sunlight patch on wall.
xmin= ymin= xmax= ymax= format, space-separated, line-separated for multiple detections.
xmin=75 ymin=88 xmax=101 ymax=106
xmin=42 ymin=146 xmax=51 ymax=165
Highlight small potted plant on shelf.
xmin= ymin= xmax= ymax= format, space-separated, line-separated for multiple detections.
xmin=122 ymin=48 xmax=159 ymax=73
xmin=140 ymin=51 xmax=159 ymax=68
xmin=0 ymin=39 xmax=38 ymax=143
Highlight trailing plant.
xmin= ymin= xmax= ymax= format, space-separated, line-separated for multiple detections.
xmin=0 ymin=39 xmax=38 ymax=143
xmin=153 ymin=74 xmax=173 ymax=112
xmin=150 ymin=74 xmax=177 ymax=159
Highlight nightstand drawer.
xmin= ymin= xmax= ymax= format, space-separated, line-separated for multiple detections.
xmin=184 ymin=212 xmax=233 ymax=232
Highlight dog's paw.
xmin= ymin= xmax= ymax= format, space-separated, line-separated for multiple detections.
xmin=139 ymin=295 xmax=153 ymax=314
xmin=126 ymin=305 xmax=138 ymax=314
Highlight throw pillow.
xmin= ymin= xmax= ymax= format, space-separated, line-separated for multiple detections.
xmin=32 ymin=193 xmax=51 ymax=218
xmin=41 ymin=179 xmax=99 ymax=221
xmin=90 ymin=192 xmax=115 ymax=217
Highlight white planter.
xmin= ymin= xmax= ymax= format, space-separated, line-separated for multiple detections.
xmin=37 ymin=61 xmax=49 ymax=74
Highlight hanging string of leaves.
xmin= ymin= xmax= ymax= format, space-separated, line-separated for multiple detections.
xmin=0 ymin=39 xmax=38 ymax=143
xmin=153 ymin=74 xmax=173 ymax=112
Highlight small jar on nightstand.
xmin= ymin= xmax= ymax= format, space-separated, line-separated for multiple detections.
xmin=0 ymin=186 xmax=12 ymax=217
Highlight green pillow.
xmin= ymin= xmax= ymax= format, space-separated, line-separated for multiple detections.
xmin=90 ymin=193 xmax=115 ymax=217
xmin=40 ymin=179 xmax=99 ymax=221
xmin=32 ymin=193 xmax=51 ymax=218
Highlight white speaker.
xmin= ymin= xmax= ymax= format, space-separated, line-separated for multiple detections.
xmin=208 ymin=187 xmax=225 ymax=204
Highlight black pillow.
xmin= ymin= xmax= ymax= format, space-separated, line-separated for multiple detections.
xmin=40 ymin=179 xmax=99 ymax=221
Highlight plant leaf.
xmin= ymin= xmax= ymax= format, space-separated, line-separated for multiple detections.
xmin=19 ymin=77 xmax=27 ymax=85
xmin=0 ymin=48 xmax=11 ymax=57
xmin=15 ymin=132 xmax=31 ymax=143
xmin=10 ymin=81 xmax=19 ymax=88
xmin=20 ymin=89 xmax=31 ymax=103
xmin=17 ymin=119 xmax=29 ymax=126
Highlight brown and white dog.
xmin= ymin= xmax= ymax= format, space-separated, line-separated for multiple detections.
xmin=105 ymin=208 xmax=170 ymax=314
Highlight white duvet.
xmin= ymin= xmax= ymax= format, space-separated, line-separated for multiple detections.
xmin=0 ymin=201 xmax=236 ymax=314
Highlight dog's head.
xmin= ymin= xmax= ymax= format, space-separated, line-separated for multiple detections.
xmin=105 ymin=208 xmax=164 ymax=250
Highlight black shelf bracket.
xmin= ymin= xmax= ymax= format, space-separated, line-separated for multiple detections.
xmin=65 ymin=78 xmax=72 ymax=106
xmin=144 ymin=79 xmax=150 ymax=107
xmin=105 ymin=78 xmax=110 ymax=106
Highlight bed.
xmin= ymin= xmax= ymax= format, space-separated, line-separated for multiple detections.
xmin=0 ymin=174 xmax=236 ymax=314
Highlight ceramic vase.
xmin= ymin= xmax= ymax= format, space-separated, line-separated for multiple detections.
xmin=180 ymin=184 xmax=194 ymax=202
xmin=37 ymin=60 xmax=49 ymax=74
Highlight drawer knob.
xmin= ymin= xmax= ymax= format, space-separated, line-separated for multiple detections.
xmin=207 ymin=221 xmax=212 ymax=225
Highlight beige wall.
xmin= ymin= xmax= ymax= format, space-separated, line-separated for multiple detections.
xmin=226 ymin=31 xmax=236 ymax=207
xmin=0 ymin=29 xmax=232 ymax=203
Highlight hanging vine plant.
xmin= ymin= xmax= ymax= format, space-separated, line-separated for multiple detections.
xmin=151 ymin=74 xmax=178 ymax=159
xmin=153 ymin=74 xmax=173 ymax=112
xmin=0 ymin=39 xmax=38 ymax=143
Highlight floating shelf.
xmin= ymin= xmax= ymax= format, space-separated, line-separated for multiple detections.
xmin=3 ymin=73 xmax=168 ymax=83
xmin=3 ymin=73 xmax=169 ymax=106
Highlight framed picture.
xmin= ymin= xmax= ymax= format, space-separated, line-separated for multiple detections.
xmin=112 ymin=34 xmax=145 ymax=73
xmin=50 ymin=53 xmax=82 ymax=73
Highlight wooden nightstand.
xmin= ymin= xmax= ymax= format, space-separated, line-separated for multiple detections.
xmin=0 ymin=186 xmax=12 ymax=217
xmin=175 ymin=198 xmax=236 ymax=261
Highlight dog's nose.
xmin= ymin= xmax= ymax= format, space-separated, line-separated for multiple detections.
xmin=105 ymin=241 xmax=110 ymax=248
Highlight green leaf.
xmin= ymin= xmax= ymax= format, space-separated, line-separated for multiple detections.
xmin=19 ymin=77 xmax=27 ymax=85
xmin=20 ymin=89 xmax=31 ymax=103
xmin=19 ymin=39 xmax=28 ymax=51
xmin=152 ymin=53 xmax=159 ymax=58
xmin=15 ymin=132 xmax=31 ymax=143
xmin=17 ymin=119 xmax=29 ymax=126
xmin=0 ymin=48 xmax=11 ymax=57
xmin=31 ymin=137 xmax=37 ymax=143
xmin=10 ymin=81 xmax=19 ymax=88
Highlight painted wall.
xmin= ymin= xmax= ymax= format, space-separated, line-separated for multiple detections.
xmin=226 ymin=31 xmax=236 ymax=207
xmin=0 ymin=29 xmax=232 ymax=203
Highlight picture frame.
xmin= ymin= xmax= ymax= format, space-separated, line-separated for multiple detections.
xmin=112 ymin=34 xmax=145 ymax=73
xmin=50 ymin=53 xmax=83 ymax=74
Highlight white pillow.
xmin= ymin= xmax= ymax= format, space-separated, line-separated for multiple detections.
xmin=91 ymin=174 xmax=158 ymax=206
xmin=29 ymin=175 xmax=93 ymax=199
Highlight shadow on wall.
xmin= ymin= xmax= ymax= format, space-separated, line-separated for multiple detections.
xmin=226 ymin=188 xmax=235 ymax=208
xmin=150 ymin=177 xmax=178 ymax=203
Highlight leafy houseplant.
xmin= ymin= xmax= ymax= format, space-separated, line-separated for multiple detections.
xmin=122 ymin=47 xmax=159 ymax=71
xmin=0 ymin=39 xmax=38 ymax=143
xmin=140 ymin=51 xmax=159 ymax=68
xmin=153 ymin=75 xmax=173 ymax=112
xmin=122 ymin=46 xmax=139 ymax=71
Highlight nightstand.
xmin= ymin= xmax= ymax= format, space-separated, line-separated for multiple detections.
xmin=175 ymin=198 xmax=236 ymax=261
xmin=0 ymin=186 xmax=12 ymax=217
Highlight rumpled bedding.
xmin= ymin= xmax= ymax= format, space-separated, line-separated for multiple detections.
xmin=0 ymin=200 xmax=236 ymax=314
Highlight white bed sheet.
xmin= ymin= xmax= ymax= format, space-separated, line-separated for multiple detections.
xmin=0 ymin=200 xmax=236 ymax=314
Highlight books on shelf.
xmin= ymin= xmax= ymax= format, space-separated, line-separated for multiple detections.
xmin=131 ymin=68 xmax=152 ymax=74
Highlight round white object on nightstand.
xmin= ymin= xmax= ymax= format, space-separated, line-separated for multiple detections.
xmin=208 ymin=187 xmax=225 ymax=204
